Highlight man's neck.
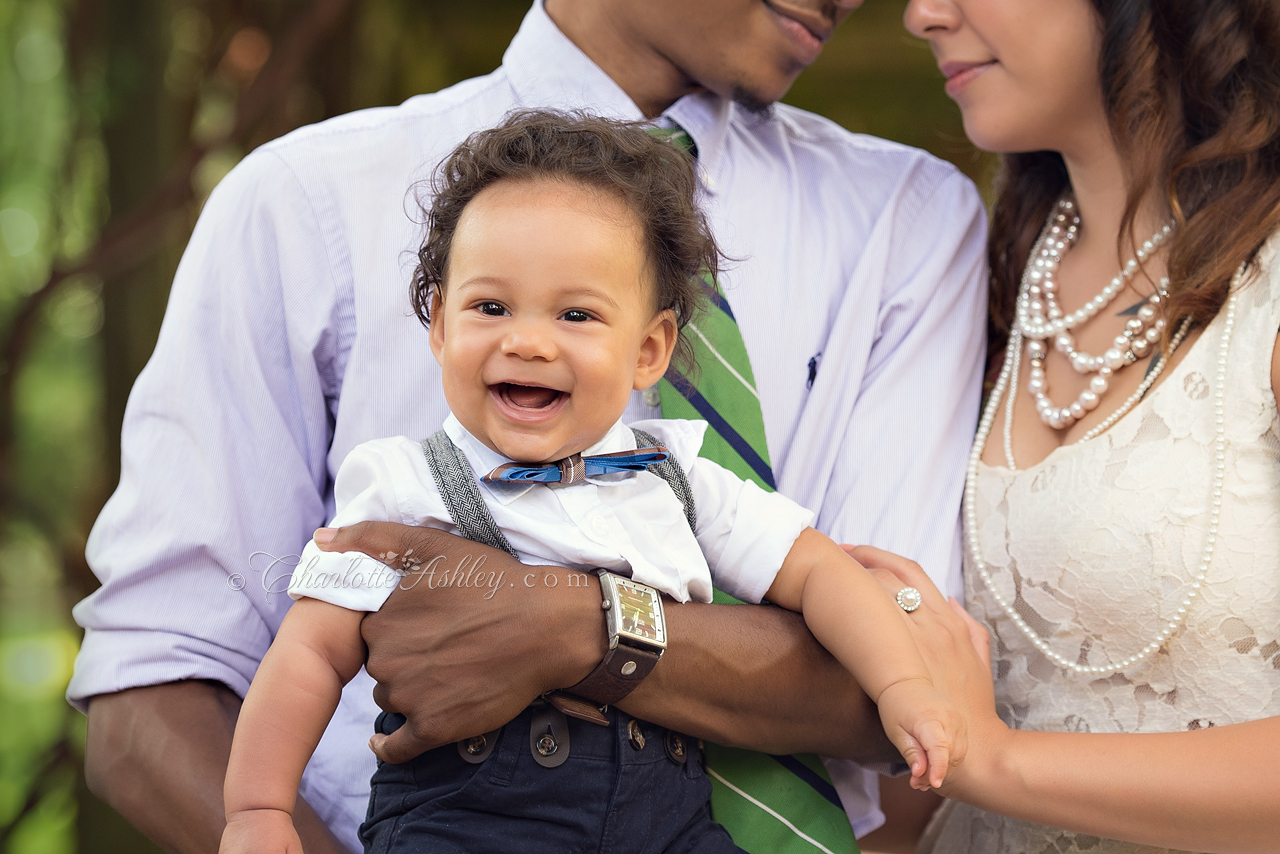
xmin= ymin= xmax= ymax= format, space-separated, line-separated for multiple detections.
xmin=543 ymin=0 xmax=701 ymax=118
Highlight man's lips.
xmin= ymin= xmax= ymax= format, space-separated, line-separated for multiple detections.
xmin=765 ymin=1 xmax=832 ymax=65
xmin=489 ymin=382 xmax=569 ymax=423
xmin=940 ymin=60 xmax=997 ymax=97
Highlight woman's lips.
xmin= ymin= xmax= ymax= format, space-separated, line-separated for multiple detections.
xmin=941 ymin=60 xmax=997 ymax=98
xmin=489 ymin=382 xmax=568 ymax=424
xmin=765 ymin=2 xmax=828 ymax=66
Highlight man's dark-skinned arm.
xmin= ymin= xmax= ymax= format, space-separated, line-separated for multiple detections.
xmin=84 ymin=681 xmax=351 ymax=854
xmin=332 ymin=522 xmax=899 ymax=765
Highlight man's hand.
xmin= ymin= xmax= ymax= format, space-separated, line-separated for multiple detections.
xmin=320 ymin=523 xmax=607 ymax=764
xmin=326 ymin=521 xmax=899 ymax=765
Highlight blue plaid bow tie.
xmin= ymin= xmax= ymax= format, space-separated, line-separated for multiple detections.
xmin=483 ymin=446 xmax=670 ymax=485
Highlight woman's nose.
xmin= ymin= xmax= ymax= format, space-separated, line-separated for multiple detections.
xmin=904 ymin=0 xmax=961 ymax=39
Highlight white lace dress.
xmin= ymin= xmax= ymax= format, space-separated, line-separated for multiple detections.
xmin=926 ymin=234 xmax=1280 ymax=854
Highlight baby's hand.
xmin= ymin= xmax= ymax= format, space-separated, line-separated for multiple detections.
xmin=876 ymin=678 xmax=967 ymax=790
xmin=220 ymin=808 xmax=304 ymax=854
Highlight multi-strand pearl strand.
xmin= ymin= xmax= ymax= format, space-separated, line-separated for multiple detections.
xmin=968 ymin=265 xmax=1246 ymax=677
xmin=1015 ymin=199 xmax=1176 ymax=430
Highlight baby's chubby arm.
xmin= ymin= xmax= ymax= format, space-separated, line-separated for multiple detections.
xmin=766 ymin=528 xmax=965 ymax=789
xmin=220 ymin=598 xmax=367 ymax=854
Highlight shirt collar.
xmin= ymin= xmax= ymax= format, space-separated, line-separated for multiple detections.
xmin=503 ymin=1 xmax=733 ymax=193
xmin=502 ymin=1 xmax=646 ymax=122
xmin=443 ymin=413 xmax=640 ymax=505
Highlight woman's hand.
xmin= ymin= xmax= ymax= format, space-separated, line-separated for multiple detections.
xmin=844 ymin=545 xmax=1010 ymax=797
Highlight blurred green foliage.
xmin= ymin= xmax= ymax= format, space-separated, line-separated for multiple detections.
xmin=0 ymin=1 xmax=987 ymax=851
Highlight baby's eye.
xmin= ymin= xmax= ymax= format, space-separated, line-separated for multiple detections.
xmin=561 ymin=309 xmax=593 ymax=323
xmin=476 ymin=301 xmax=508 ymax=317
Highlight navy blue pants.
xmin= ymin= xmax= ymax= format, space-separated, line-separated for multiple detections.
xmin=359 ymin=707 xmax=738 ymax=854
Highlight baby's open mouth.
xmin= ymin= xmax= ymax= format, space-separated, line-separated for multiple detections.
xmin=493 ymin=382 xmax=566 ymax=410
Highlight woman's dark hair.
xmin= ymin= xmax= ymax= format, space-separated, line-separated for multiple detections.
xmin=988 ymin=0 xmax=1280 ymax=359
xmin=411 ymin=109 xmax=718 ymax=374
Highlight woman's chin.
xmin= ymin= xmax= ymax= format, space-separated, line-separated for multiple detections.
xmin=958 ymin=113 xmax=1052 ymax=157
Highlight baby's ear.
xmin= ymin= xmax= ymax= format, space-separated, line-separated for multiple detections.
xmin=428 ymin=288 xmax=446 ymax=364
xmin=634 ymin=309 xmax=678 ymax=390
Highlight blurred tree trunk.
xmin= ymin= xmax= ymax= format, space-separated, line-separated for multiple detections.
xmin=82 ymin=2 xmax=180 ymax=851
xmin=99 ymin=0 xmax=183 ymax=491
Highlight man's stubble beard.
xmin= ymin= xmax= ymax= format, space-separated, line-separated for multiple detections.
xmin=730 ymin=84 xmax=777 ymax=117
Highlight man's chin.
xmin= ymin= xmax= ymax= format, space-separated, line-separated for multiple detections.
xmin=730 ymin=84 xmax=779 ymax=117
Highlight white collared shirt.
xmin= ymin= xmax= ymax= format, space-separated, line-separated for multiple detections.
xmin=288 ymin=416 xmax=813 ymax=611
xmin=69 ymin=1 xmax=988 ymax=845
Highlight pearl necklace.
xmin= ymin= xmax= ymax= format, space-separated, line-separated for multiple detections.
xmin=1015 ymin=199 xmax=1176 ymax=430
xmin=968 ymin=265 xmax=1245 ymax=677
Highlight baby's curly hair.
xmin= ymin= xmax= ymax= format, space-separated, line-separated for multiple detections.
xmin=411 ymin=109 xmax=720 ymax=375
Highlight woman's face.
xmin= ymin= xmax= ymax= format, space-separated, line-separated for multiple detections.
xmin=904 ymin=0 xmax=1107 ymax=156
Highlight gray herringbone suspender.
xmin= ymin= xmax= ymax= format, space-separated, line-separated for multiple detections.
xmin=630 ymin=428 xmax=697 ymax=534
xmin=420 ymin=431 xmax=518 ymax=557
xmin=419 ymin=429 xmax=697 ymax=551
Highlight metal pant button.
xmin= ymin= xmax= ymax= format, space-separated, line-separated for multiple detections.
xmin=665 ymin=731 xmax=687 ymax=764
xmin=627 ymin=718 xmax=646 ymax=751
xmin=529 ymin=705 xmax=570 ymax=768
xmin=457 ymin=728 xmax=501 ymax=764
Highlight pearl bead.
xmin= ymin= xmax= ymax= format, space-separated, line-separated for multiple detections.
xmin=1027 ymin=340 xmax=1046 ymax=359
xmin=1126 ymin=318 xmax=1145 ymax=334
xmin=972 ymin=209 xmax=1235 ymax=682
xmin=1104 ymin=348 xmax=1126 ymax=369
xmin=1132 ymin=338 xmax=1150 ymax=357
xmin=1055 ymin=333 xmax=1075 ymax=353
xmin=1090 ymin=375 xmax=1109 ymax=394
xmin=1145 ymin=327 xmax=1161 ymax=343
xmin=1080 ymin=390 xmax=1100 ymax=410
xmin=1069 ymin=401 xmax=1086 ymax=420
xmin=1138 ymin=304 xmax=1157 ymax=322
xmin=1114 ymin=334 xmax=1131 ymax=350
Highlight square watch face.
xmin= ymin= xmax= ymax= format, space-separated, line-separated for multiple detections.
xmin=613 ymin=577 xmax=666 ymax=648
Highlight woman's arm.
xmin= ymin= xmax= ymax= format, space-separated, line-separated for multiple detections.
xmin=854 ymin=546 xmax=1280 ymax=854
xmin=221 ymin=599 xmax=367 ymax=853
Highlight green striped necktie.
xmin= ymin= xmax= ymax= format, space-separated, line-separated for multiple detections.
xmin=651 ymin=125 xmax=860 ymax=854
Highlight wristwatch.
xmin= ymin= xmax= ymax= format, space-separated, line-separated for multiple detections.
xmin=566 ymin=570 xmax=667 ymax=705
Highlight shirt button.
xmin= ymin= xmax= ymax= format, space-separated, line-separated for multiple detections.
xmin=643 ymin=387 xmax=661 ymax=408
xmin=593 ymin=517 xmax=610 ymax=535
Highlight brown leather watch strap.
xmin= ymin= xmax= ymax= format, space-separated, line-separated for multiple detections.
xmin=565 ymin=643 xmax=661 ymax=706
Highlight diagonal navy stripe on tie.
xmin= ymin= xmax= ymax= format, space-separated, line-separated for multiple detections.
xmin=665 ymin=368 xmax=776 ymax=490
xmin=698 ymin=278 xmax=736 ymax=321
xmin=768 ymin=755 xmax=844 ymax=810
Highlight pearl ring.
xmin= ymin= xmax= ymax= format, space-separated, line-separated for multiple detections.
xmin=896 ymin=587 xmax=923 ymax=613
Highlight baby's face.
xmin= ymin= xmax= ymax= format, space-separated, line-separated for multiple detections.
xmin=430 ymin=178 xmax=676 ymax=464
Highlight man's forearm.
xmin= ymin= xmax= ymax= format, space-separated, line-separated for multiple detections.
xmin=85 ymin=680 xmax=351 ymax=854
xmin=616 ymin=599 xmax=899 ymax=762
